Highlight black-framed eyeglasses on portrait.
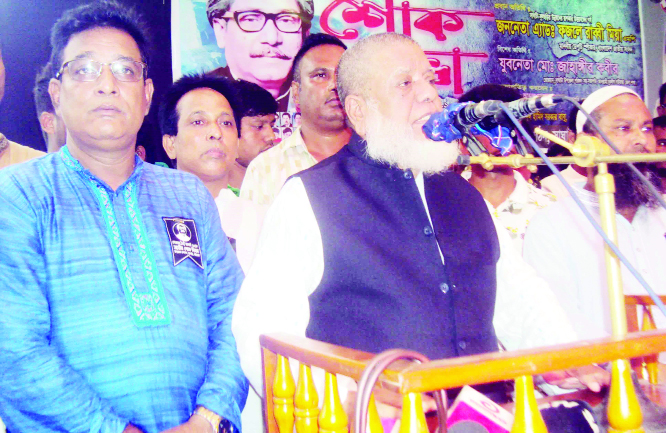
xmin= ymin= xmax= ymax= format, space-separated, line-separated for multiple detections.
xmin=218 ymin=10 xmax=306 ymax=33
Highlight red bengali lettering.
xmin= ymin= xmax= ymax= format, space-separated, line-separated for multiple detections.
xmin=320 ymin=0 xmax=494 ymax=42
xmin=414 ymin=10 xmax=464 ymax=41
xmin=426 ymin=48 xmax=489 ymax=95
xmin=320 ymin=0 xmax=395 ymax=39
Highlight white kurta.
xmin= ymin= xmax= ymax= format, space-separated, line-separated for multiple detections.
xmin=540 ymin=166 xmax=588 ymax=199
xmin=523 ymin=182 xmax=666 ymax=340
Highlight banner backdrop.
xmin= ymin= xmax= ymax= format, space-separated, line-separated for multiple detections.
xmin=172 ymin=0 xmax=643 ymax=144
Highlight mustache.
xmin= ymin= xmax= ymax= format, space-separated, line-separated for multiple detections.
xmin=249 ymin=47 xmax=291 ymax=60
xmin=326 ymin=89 xmax=342 ymax=104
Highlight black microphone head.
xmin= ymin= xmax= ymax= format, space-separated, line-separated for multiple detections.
xmin=456 ymin=155 xmax=471 ymax=166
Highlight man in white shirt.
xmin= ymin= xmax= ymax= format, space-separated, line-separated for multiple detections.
xmin=160 ymin=74 xmax=244 ymax=196
xmin=216 ymin=79 xmax=278 ymax=269
xmin=159 ymin=74 xmax=249 ymax=243
xmin=458 ymin=84 xmax=556 ymax=253
xmin=540 ymin=163 xmax=588 ymax=198
xmin=233 ymin=33 xmax=606 ymax=422
xmin=239 ymin=33 xmax=351 ymax=206
xmin=524 ymin=85 xmax=666 ymax=340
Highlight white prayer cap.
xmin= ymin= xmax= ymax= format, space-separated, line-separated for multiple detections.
xmin=576 ymin=86 xmax=640 ymax=134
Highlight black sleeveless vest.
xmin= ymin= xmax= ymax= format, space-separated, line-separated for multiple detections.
xmin=299 ymin=133 xmax=500 ymax=360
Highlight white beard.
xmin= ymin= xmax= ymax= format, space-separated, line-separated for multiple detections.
xmin=363 ymin=103 xmax=460 ymax=175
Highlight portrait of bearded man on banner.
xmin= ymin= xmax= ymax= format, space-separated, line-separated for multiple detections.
xmin=206 ymin=0 xmax=315 ymax=112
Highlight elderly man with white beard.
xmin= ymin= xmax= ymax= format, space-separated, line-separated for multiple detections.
xmin=232 ymin=33 xmax=607 ymax=413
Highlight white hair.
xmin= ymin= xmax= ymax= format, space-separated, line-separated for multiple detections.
xmin=336 ymin=33 xmax=419 ymax=113
xmin=363 ymin=100 xmax=459 ymax=175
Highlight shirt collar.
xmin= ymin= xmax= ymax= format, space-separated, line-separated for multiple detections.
xmin=60 ymin=145 xmax=145 ymax=190
xmin=570 ymin=180 xmax=599 ymax=209
xmin=281 ymin=126 xmax=307 ymax=151
xmin=502 ymin=171 xmax=531 ymax=208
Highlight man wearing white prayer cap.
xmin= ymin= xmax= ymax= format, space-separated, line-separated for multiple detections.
xmin=575 ymin=85 xmax=640 ymax=135
xmin=523 ymin=85 xmax=666 ymax=341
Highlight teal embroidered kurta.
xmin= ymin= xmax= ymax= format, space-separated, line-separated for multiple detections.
xmin=0 ymin=147 xmax=248 ymax=433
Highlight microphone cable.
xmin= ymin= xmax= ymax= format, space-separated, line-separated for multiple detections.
xmin=564 ymin=96 xmax=666 ymax=213
xmin=497 ymin=100 xmax=666 ymax=322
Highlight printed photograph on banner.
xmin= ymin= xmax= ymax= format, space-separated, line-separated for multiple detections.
xmin=273 ymin=111 xmax=293 ymax=142
xmin=272 ymin=127 xmax=282 ymax=144
xmin=172 ymin=0 xmax=316 ymax=113
xmin=172 ymin=0 xmax=644 ymax=144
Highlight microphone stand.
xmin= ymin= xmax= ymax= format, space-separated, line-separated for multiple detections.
xmin=460 ymin=126 xmax=666 ymax=432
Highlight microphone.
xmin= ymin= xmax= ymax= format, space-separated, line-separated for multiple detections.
xmin=496 ymin=94 xmax=563 ymax=121
xmin=423 ymin=94 xmax=563 ymax=142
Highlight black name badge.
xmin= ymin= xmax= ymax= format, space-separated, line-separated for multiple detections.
xmin=163 ymin=217 xmax=203 ymax=269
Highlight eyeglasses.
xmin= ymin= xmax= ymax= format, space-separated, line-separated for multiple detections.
xmin=56 ymin=58 xmax=147 ymax=82
xmin=219 ymin=10 xmax=305 ymax=33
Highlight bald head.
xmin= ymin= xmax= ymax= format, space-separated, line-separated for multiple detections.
xmin=336 ymin=33 xmax=419 ymax=108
